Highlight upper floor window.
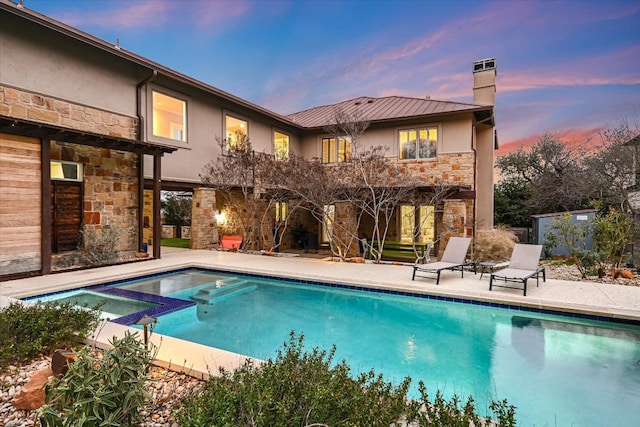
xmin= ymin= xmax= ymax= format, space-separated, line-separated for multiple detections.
xmin=152 ymin=91 xmax=186 ymax=142
xmin=274 ymin=131 xmax=289 ymax=161
xmin=226 ymin=115 xmax=248 ymax=150
xmin=399 ymin=127 xmax=437 ymax=160
xmin=322 ymin=137 xmax=351 ymax=164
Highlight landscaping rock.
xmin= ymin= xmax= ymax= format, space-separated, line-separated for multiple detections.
xmin=11 ymin=367 xmax=53 ymax=410
xmin=51 ymin=349 xmax=77 ymax=376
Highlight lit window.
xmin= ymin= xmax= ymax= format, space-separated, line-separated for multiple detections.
xmin=274 ymin=131 xmax=289 ymax=161
xmin=226 ymin=115 xmax=248 ymax=150
xmin=399 ymin=205 xmax=435 ymax=243
xmin=152 ymin=91 xmax=186 ymax=142
xmin=51 ymin=160 xmax=82 ymax=182
xmin=275 ymin=202 xmax=288 ymax=222
xmin=321 ymin=137 xmax=351 ymax=164
xmin=322 ymin=204 xmax=335 ymax=243
xmin=399 ymin=127 xmax=437 ymax=160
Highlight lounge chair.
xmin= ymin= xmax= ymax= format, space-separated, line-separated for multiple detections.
xmin=489 ymin=244 xmax=545 ymax=296
xmin=412 ymin=237 xmax=472 ymax=284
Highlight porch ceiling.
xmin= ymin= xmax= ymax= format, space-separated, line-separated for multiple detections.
xmin=0 ymin=115 xmax=177 ymax=155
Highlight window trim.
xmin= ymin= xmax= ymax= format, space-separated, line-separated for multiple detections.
xmin=148 ymin=86 xmax=190 ymax=146
xmin=397 ymin=125 xmax=439 ymax=161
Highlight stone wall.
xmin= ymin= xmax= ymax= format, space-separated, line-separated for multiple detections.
xmin=191 ymin=188 xmax=217 ymax=250
xmin=50 ymin=141 xmax=140 ymax=255
xmin=0 ymin=85 xmax=137 ymax=139
xmin=400 ymin=152 xmax=475 ymax=188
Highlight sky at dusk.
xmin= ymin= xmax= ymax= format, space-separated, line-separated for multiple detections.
xmin=17 ymin=0 xmax=640 ymax=153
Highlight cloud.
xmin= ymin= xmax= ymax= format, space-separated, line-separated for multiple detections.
xmin=51 ymin=1 xmax=176 ymax=29
xmin=49 ymin=0 xmax=258 ymax=32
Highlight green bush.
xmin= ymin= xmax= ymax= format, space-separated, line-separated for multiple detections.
xmin=175 ymin=332 xmax=516 ymax=427
xmin=0 ymin=301 xmax=101 ymax=371
xmin=38 ymin=331 xmax=153 ymax=427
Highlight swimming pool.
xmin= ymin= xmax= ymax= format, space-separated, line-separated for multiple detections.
xmin=30 ymin=268 xmax=640 ymax=426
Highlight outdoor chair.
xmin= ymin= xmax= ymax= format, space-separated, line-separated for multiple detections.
xmin=489 ymin=244 xmax=545 ymax=296
xmin=412 ymin=237 xmax=472 ymax=284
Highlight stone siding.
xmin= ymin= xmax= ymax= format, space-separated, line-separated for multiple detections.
xmin=400 ymin=152 xmax=475 ymax=188
xmin=0 ymin=85 xmax=137 ymax=139
xmin=191 ymin=188 xmax=218 ymax=250
xmin=51 ymin=141 xmax=140 ymax=255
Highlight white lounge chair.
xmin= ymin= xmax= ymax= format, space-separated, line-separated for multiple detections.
xmin=489 ymin=244 xmax=545 ymax=296
xmin=412 ymin=237 xmax=472 ymax=284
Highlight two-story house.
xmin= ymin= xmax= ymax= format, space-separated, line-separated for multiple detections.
xmin=0 ymin=0 xmax=495 ymax=280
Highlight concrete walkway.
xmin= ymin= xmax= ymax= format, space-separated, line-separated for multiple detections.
xmin=2 ymin=247 xmax=640 ymax=378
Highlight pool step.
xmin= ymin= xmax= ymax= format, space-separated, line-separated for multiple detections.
xmin=190 ymin=277 xmax=256 ymax=304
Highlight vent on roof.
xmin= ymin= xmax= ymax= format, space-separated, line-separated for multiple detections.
xmin=473 ymin=58 xmax=496 ymax=73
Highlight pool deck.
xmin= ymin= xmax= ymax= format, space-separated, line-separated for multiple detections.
xmin=2 ymin=247 xmax=640 ymax=379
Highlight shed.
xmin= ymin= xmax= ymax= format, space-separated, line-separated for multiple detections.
xmin=532 ymin=209 xmax=596 ymax=256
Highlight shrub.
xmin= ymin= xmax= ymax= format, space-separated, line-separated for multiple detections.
xmin=175 ymin=332 xmax=516 ymax=427
xmin=0 ymin=301 xmax=101 ymax=371
xmin=38 ymin=331 xmax=153 ymax=427
xmin=80 ymin=225 xmax=121 ymax=266
xmin=473 ymin=226 xmax=518 ymax=262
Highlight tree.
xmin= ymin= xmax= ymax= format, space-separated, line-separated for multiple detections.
xmin=496 ymin=132 xmax=593 ymax=216
xmin=585 ymin=117 xmax=640 ymax=214
xmin=200 ymin=131 xmax=262 ymax=250
xmin=161 ymin=191 xmax=192 ymax=238
xmin=494 ymin=178 xmax=531 ymax=227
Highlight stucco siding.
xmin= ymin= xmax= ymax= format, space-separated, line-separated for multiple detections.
xmin=0 ymin=14 xmax=140 ymax=116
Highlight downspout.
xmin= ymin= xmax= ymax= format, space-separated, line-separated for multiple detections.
xmin=137 ymin=69 xmax=157 ymax=142
xmin=136 ymin=70 xmax=157 ymax=253
xmin=471 ymin=123 xmax=477 ymax=242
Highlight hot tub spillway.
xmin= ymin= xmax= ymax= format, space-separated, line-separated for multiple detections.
xmin=191 ymin=277 xmax=257 ymax=304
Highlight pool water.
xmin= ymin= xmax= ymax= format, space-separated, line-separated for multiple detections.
xmin=30 ymin=269 xmax=640 ymax=426
xmin=35 ymin=290 xmax=159 ymax=320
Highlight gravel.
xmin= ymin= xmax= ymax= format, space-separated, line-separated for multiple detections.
xmin=0 ymin=356 xmax=203 ymax=427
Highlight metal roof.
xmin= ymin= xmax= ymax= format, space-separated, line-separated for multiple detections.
xmin=287 ymin=96 xmax=492 ymax=129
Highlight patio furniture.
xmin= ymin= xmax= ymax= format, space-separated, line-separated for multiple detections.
xmin=489 ymin=244 xmax=545 ymax=296
xmin=412 ymin=237 xmax=472 ymax=284
xmin=218 ymin=235 xmax=243 ymax=250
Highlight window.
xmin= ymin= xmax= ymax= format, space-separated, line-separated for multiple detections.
xmin=321 ymin=204 xmax=335 ymax=243
xmin=50 ymin=161 xmax=83 ymax=253
xmin=321 ymin=137 xmax=351 ymax=164
xmin=399 ymin=127 xmax=437 ymax=160
xmin=50 ymin=160 xmax=82 ymax=182
xmin=275 ymin=202 xmax=288 ymax=222
xmin=152 ymin=91 xmax=186 ymax=142
xmin=226 ymin=115 xmax=248 ymax=150
xmin=274 ymin=131 xmax=289 ymax=161
xmin=399 ymin=205 xmax=435 ymax=243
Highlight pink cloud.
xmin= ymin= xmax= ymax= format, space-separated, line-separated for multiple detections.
xmin=52 ymin=1 xmax=176 ymax=29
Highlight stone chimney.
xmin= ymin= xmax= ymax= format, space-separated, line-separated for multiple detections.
xmin=473 ymin=58 xmax=497 ymax=106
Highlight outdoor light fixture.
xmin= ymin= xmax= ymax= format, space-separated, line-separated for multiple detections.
xmin=215 ymin=210 xmax=226 ymax=224
xmin=134 ymin=314 xmax=157 ymax=349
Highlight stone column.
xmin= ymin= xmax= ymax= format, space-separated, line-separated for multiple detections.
xmin=191 ymin=188 xmax=218 ymax=250
xmin=334 ymin=202 xmax=359 ymax=257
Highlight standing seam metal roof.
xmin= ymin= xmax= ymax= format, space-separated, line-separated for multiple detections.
xmin=287 ymin=96 xmax=491 ymax=128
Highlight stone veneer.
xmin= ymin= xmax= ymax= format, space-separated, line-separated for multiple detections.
xmin=0 ymin=85 xmax=137 ymax=139
xmin=399 ymin=152 xmax=475 ymax=189
xmin=51 ymin=141 xmax=140 ymax=255
xmin=191 ymin=188 xmax=218 ymax=250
